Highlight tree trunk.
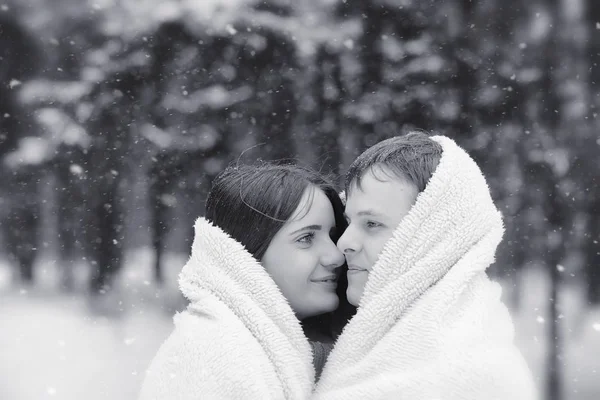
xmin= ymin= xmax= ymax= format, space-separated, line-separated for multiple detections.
xmin=8 ymin=207 xmax=39 ymax=285
xmin=585 ymin=197 xmax=600 ymax=303
xmin=56 ymin=160 xmax=77 ymax=291
xmin=149 ymin=180 xmax=169 ymax=285
xmin=546 ymin=182 xmax=566 ymax=400
xmin=252 ymin=29 xmax=298 ymax=162
xmin=585 ymin=0 xmax=600 ymax=304
xmin=88 ymin=181 xmax=123 ymax=294
xmin=587 ymin=0 xmax=600 ymax=89
xmin=3 ymin=170 xmax=40 ymax=286
xmin=548 ymin=253 xmax=562 ymax=400
xmin=311 ymin=46 xmax=343 ymax=178
xmin=354 ymin=2 xmax=385 ymax=150
xmin=360 ymin=3 xmax=384 ymax=93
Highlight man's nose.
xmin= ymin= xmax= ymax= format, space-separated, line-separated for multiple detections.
xmin=337 ymin=228 xmax=358 ymax=255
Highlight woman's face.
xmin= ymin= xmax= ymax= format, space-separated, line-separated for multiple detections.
xmin=261 ymin=186 xmax=345 ymax=319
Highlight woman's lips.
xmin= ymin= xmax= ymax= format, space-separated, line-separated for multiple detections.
xmin=311 ymin=276 xmax=338 ymax=289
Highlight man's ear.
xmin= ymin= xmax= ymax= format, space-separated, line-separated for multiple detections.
xmin=338 ymin=190 xmax=346 ymax=206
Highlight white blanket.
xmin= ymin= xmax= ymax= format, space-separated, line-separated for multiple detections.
xmin=139 ymin=218 xmax=314 ymax=400
xmin=313 ymin=136 xmax=538 ymax=400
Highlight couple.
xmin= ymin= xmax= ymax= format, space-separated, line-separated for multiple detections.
xmin=139 ymin=133 xmax=537 ymax=400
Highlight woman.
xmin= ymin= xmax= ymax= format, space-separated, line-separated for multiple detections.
xmin=139 ymin=163 xmax=355 ymax=400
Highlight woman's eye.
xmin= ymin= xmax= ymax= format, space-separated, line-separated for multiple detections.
xmin=297 ymin=232 xmax=315 ymax=244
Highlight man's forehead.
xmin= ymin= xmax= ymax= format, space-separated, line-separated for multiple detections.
xmin=347 ymin=171 xmax=395 ymax=198
xmin=344 ymin=189 xmax=384 ymax=216
xmin=345 ymin=171 xmax=418 ymax=218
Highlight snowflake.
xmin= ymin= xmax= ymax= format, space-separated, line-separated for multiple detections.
xmin=70 ymin=164 xmax=84 ymax=175
xmin=226 ymin=24 xmax=237 ymax=35
xmin=9 ymin=79 xmax=22 ymax=89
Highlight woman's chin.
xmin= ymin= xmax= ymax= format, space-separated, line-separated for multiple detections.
xmin=308 ymin=294 xmax=340 ymax=317
xmin=319 ymin=293 xmax=340 ymax=313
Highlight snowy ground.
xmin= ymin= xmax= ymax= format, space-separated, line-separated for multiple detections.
xmin=1 ymin=248 xmax=599 ymax=400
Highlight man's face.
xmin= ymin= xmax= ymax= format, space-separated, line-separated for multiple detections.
xmin=337 ymin=166 xmax=419 ymax=306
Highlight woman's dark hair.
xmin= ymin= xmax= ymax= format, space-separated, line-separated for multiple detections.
xmin=205 ymin=161 xmax=356 ymax=340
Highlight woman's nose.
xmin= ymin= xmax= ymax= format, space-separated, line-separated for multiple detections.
xmin=322 ymin=241 xmax=345 ymax=269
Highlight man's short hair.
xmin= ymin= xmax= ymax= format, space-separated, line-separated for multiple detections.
xmin=345 ymin=132 xmax=443 ymax=193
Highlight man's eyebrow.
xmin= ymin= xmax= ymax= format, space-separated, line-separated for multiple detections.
xmin=344 ymin=210 xmax=381 ymax=218
xmin=289 ymin=225 xmax=322 ymax=235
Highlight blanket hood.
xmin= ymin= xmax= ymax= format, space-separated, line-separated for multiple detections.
xmin=178 ymin=217 xmax=314 ymax=397
xmin=331 ymin=135 xmax=505 ymax=366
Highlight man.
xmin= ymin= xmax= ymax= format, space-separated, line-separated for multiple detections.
xmin=313 ymin=132 xmax=537 ymax=399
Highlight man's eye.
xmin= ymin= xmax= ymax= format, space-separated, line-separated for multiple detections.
xmin=297 ymin=232 xmax=315 ymax=244
xmin=366 ymin=221 xmax=382 ymax=229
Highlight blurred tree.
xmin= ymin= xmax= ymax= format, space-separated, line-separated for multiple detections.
xmin=18 ymin=36 xmax=154 ymax=293
xmin=0 ymin=12 xmax=42 ymax=284
xmin=332 ymin=0 xmax=476 ymax=153
xmin=524 ymin=159 xmax=568 ymax=400
xmin=35 ymin=107 xmax=90 ymax=290
xmin=240 ymin=25 xmax=298 ymax=161
xmin=12 ymin=4 xmax=108 ymax=290
xmin=82 ymin=76 xmax=132 ymax=293
xmin=54 ymin=145 xmax=87 ymax=290
xmin=1 ymin=163 xmax=42 ymax=284
xmin=585 ymin=195 xmax=600 ymax=303
xmin=0 ymin=14 xmax=37 ymax=157
xmin=460 ymin=0 xmax=533 ymax=289
xmin=139 ymin=12 xmax=302 ymax=283
xmin=520 ymin=0 xmax=573 ymax=398
xmin=142 ymin=20 xmax=225 ymax=284
xmin=6 ymin=1 xmax=597 ymax=349
xmin=309 ymin=44 xmax=345 ymax=177
xmin=583 ymin=0 xmax=600 ymax=305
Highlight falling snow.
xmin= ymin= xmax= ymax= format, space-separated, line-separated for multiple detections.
xmin=9 ymin=79 xmax=21 ymax=88
xmin=1 ymin=1 xmax=599 ymax=399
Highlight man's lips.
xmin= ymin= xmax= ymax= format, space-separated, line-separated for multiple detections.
xmin=348 ymin=264 xmax=367 ymax=271
xmin=311 ymin=274 xmax=338 ymax=283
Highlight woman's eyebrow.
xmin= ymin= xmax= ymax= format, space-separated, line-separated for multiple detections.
xmin=289 ymin=225 xmax=322 ymax=235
